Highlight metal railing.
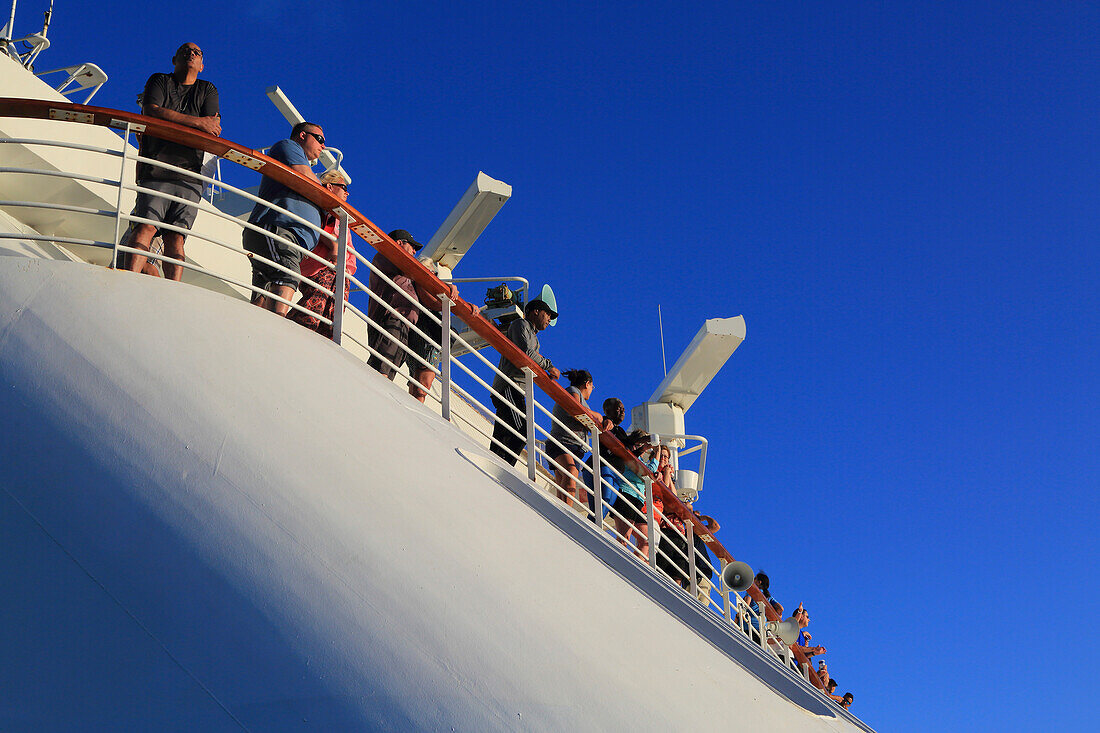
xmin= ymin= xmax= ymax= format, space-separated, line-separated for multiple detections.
xmin=0 ymin=97 xmax=845 ymax=701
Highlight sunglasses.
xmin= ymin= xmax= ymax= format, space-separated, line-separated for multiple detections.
xmin=304 ymin=131 xmax=326 ymax=146
xmin=327 ymin=182 xmax=348 ymax=191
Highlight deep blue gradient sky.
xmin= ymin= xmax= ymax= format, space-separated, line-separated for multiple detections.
xmin=23 ymin=2 xmax=1098 ymax=729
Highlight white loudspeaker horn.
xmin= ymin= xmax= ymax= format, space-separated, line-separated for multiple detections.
xmin=721 ymin=560 xmax=754 ymax=592
xmin=766 ymin=617 xmax=802 ymax=646
xmin=538 ymin=284 xmax=558 ymax=326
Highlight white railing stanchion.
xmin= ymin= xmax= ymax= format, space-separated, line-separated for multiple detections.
xmin=440 ymin=296 xmax=452 ymax=422
xmin=590 ymin=429 xmax=602 ymax=526
xmin=686 ymin=521 xmax=699 ymax=599
xmin=721 ymin=560 xmax=733 ymax=623
xmin=645 ymin=476 xmax=657 ymax=569
xmin=331 ymin=210 xmax=349 ymax=345
xmin=523 ymin=367 xmax=537 ymax=482
xmin=110 ymin=122 xmax=132 ymax=269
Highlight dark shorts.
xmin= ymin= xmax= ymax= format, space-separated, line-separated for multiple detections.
xmin=613 ymin=491 xmax=647 ymax=525
xmin=242 ymin=224 xmax=304 ymax=292
xmin=133 ymin=178 xmax=201 ymax=231
xmin=656 ymin=525 xmax=691 ymax=584
xmin=407 ymin=313 xmax=442 ymax=375
xmin=367 ymin=315 xmax=410 ymax=380
xmin=548 ymin=441 xmax=587 ymax=465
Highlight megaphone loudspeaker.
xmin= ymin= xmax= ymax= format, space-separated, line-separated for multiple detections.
xmin=721 ymin=560 xmax=754 ymax=593
xmin=767 ymin=617 xmax=802 ymax=646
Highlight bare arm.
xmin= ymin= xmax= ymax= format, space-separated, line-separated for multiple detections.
xmin=145 ymin=104 xmax=221 ymax=136
xmin=289 ymin=163 xmax=320 ymax=182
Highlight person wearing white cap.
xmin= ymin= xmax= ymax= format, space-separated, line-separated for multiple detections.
xmin=286 ymin=171 xmax=356 ymax=338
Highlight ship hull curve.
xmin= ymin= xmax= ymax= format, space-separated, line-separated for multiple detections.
xmin=0 ymin=259 xmax=857 ymax=731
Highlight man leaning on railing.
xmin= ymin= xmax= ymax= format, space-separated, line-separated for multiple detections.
xmin=366 ymin=229 xmax=432 ymax=381
xmin=124 ymin=42 xmax=220 ymax=281
xmin=243 ymin=121 xmax=327 ymax=316
xmin=489 ymin=299 xmax=560 ymax=466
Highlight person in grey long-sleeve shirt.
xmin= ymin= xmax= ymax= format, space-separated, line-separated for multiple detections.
xmin=490 ymin=299 xmax=561 ymax=465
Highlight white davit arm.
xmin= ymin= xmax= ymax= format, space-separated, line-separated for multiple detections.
xmin=648 ymin=316 xmax=746 ymax=413
xmin=265 ymin=85 xmax=351 ymax=185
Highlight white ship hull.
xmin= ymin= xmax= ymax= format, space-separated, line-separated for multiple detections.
xmin=0 ymin=259 xmax=864 ymax=731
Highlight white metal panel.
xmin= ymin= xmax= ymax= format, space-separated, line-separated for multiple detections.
xmin=648 ymin=315 xmax=746 ymax=412
xmin=630 ymin=401 xmax=685 ymax=438
xmin=421 ymin=171 xmax=512 ymax=270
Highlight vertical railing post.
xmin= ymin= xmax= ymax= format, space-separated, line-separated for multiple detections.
xmin=721 ymin=560 xmax=733 ymax=623
xmin=111 ymin=122 xmax=133 ymax=269
xmin=758 ymin=605 xmax=768 ymax=649
xmin=331 ymin=210 xmax=349 ymax=346
xmin=644 ymin=476 xmax=657 ymax=569
xmin=440 ymin=297 xmax=452 ymax=422
xmin=590 ymin=428 xmax=602 ymax=526
xmin=686 ymin=520 xmax=699 ymax=600
xmin=523 ymin=367 xmax=537 ymax=482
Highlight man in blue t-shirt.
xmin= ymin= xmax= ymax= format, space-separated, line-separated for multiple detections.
xmin=242 ymin=121 xmax=326 ymax=315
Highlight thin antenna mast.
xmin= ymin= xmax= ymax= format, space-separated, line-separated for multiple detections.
xmin=2 ymin=1 xmax=17 ymax=46
xmin=658 ymin=304 xmax=668 ymax=376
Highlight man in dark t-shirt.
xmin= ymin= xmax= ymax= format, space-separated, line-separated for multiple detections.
xmin=488 ymin=299 xmax=561 ymax=466
xmin=124 ymin=42 xmax=220 ymax=281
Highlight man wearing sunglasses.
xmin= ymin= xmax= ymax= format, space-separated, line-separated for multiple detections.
xmin=243 ymin=121 xmax=327 ymax=315
xmin=125 ymin=42 xmax=219 ymax=281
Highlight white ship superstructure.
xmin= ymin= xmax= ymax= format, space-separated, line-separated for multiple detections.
xmin=0 ymin=18 xmax=875 ymax=731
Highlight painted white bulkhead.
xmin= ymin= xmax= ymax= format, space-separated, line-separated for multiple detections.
xmin=0 ymin=258 xmax=866 ymax=731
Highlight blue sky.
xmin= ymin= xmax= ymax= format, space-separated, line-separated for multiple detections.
xmin=26 ymin=1 xmax=1099 ymax=729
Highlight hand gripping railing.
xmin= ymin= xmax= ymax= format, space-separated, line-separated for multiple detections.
xmin=0 ymin=97 xmax=831 ymax=696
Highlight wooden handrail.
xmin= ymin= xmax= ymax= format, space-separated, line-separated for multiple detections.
xmin=0 ymin=97 xmax=736 ymax=605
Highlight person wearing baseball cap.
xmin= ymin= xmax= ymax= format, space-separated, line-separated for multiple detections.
xmin=489 ymin=298 xmax=561 ymax=466
xmin=366 ymin=229 xmax=428 ymax=380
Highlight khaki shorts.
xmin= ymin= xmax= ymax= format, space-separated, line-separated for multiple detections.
xmin=696 ymin=576 xmax=713 ymax=604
